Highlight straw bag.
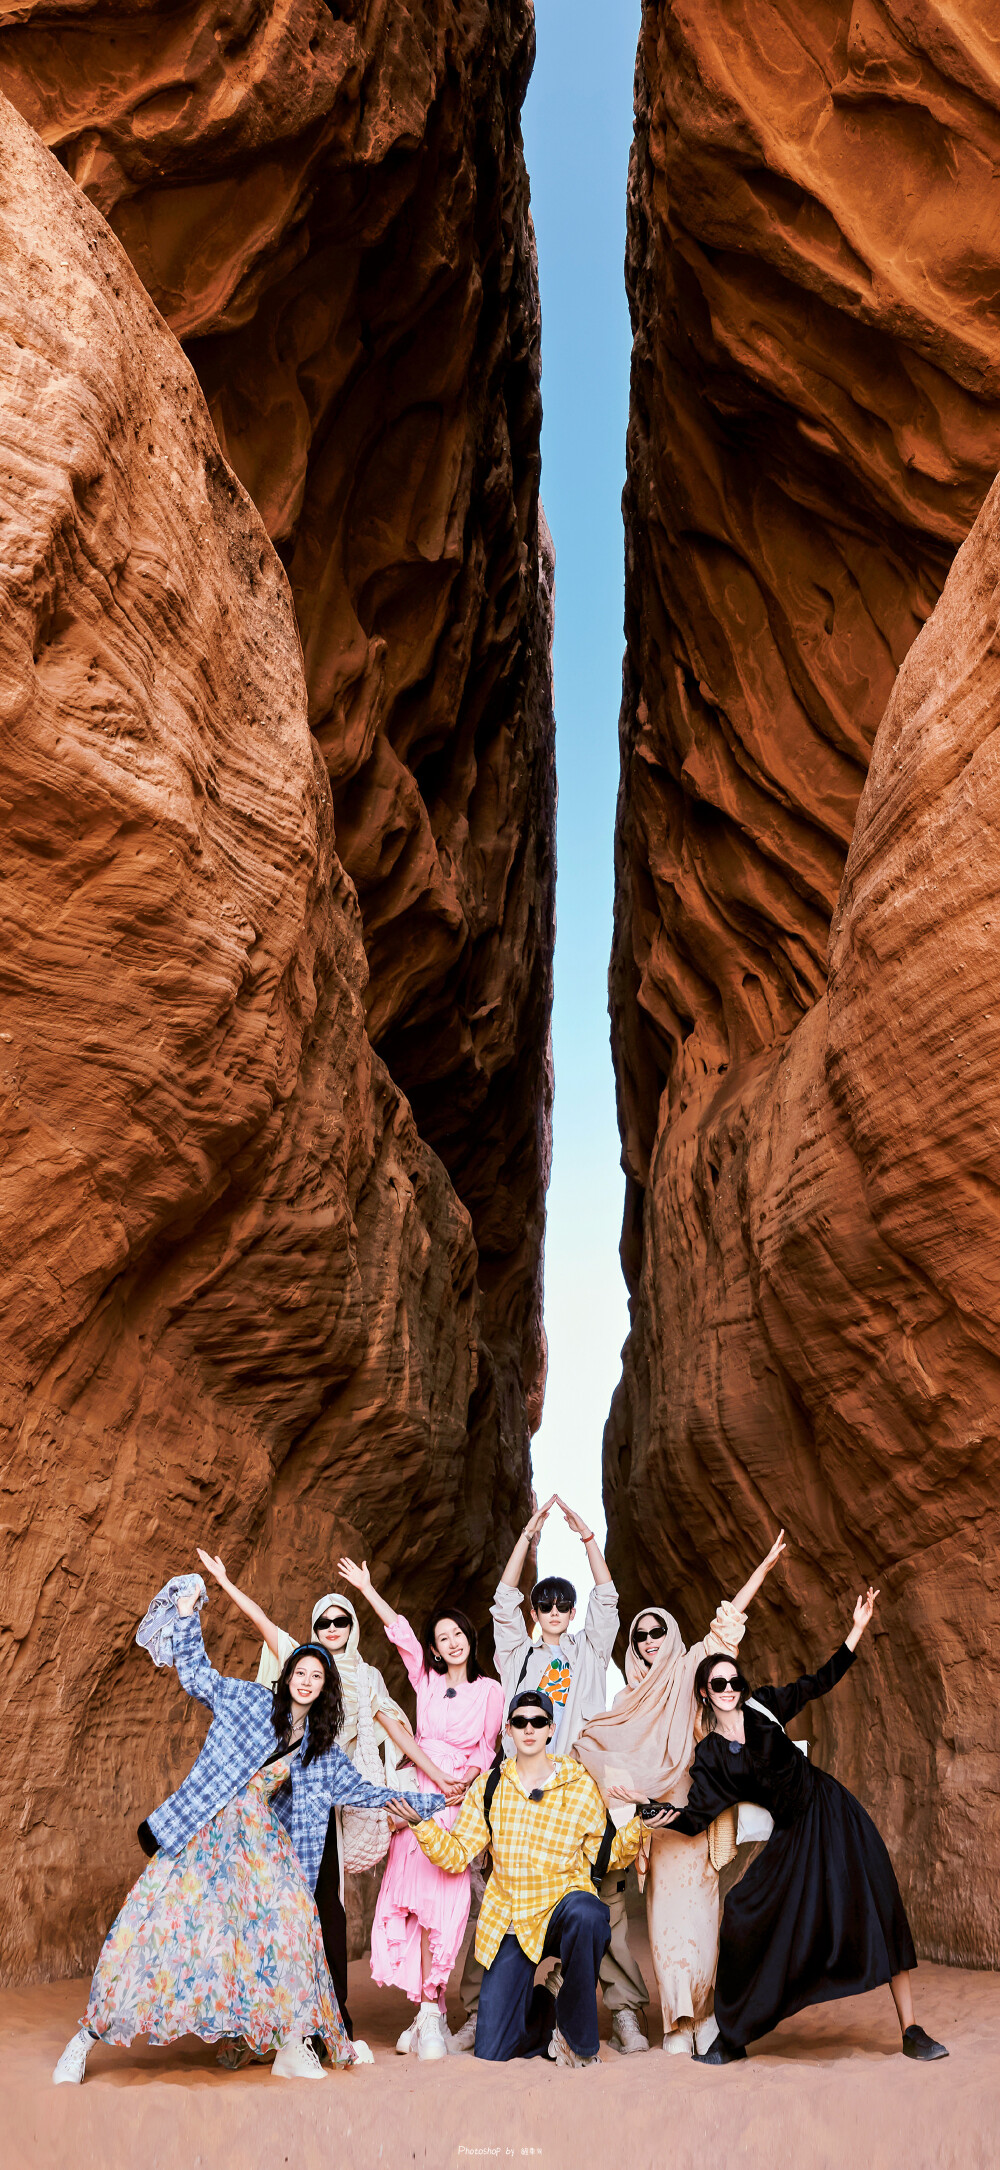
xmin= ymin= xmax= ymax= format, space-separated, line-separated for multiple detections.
xmin=339 ymin=1657 xmax=406 ymax=1874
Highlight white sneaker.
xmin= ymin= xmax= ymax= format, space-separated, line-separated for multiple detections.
xmin=396 ymin=2015 xmax=418 ymax=2054
xmin=271 ymin=2038 xmax=328 ymax=2080
xmin=610 ymin=2009 xmax=649 ymax=2055
xmin=351 ymin=2038 xmax=375 ymax=2065
xmin=547 ymin=2023 xmax=599 ymax=2069
xmin=415 ymin=2005 xmax=448 ymax=2062
xmin=663 ymin=2025 xmax=694 ymax=2055
xmin=448 ymin=2015 xmax=477 ymax=2054
xmin=53 ymin=2030 xmax=92 ymax=2085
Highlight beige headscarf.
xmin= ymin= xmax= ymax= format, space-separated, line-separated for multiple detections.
xmin=256 ymin=1591 xmax=408 ymax=1763
xmin=574 ymin=1601 xmax=743 ymax=1870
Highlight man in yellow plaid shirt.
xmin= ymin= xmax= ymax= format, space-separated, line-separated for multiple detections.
xmin=398 ymin=1687 xmax=642 ymax=2065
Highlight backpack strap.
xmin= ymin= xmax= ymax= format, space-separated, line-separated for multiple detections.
xmin=514 ymin=1648 xmax=533 ymax=1694
xmin=482 ymin=1764 xmax=502 ymax=1843
xmin=590 ymin=1813 xmax=616 ymax=1891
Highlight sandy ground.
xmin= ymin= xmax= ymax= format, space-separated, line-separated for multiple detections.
xmin=3 ymin=1924 xmax=997 ymax=2170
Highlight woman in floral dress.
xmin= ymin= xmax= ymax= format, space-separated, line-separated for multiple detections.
xmin=53 ymin=1584 xmax=444 ymax=2085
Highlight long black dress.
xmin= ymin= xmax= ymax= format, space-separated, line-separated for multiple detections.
xmin=669 ymin=1645 xmax=916 ymax=2048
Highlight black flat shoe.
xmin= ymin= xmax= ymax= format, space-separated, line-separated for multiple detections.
xmin=695 ymin=2038 xmax=747 ymax=2065
xmin=902 ymin=2025 xmax=948 ymax=2062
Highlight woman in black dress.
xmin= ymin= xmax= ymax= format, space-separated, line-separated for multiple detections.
xmin=649 ymin=1588 xmax=947 ymax=2064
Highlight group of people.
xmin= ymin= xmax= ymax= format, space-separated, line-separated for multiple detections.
xmin=53 ymin=1494 xmax=948 ymax=2084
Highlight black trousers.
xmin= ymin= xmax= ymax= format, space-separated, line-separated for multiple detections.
xmin=314 ymin=1808 xmax=353 ymax=2038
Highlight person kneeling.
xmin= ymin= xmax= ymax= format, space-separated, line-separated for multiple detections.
xmin=396 ymin=1690 xmax=641 ymax=2066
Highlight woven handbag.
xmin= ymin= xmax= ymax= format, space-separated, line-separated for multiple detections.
xmin=339 ymin=1658 xmax=405 ymax=1873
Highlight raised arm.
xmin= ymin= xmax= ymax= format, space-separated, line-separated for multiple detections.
xmin=170 ymin=1605 xmax=223 ymax=1712
xmin=729 ymin=1529 xmax=787 ymax=1616
xmin=497 ymin=1496 xmax=556 ymax=1589
xmin=196 ymin=1549 xmax=285 ymax=1661
xmin=557 ymin=1499 xmax=613 ymax=1588
xmin=337 ymin=1557 xmax=398 ymax=1632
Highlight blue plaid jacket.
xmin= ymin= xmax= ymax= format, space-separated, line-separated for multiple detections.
xmin=146 ymin=1614 xmax=444 ymax=1889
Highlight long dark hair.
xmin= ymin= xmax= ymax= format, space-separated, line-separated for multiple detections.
xmin=272 ymin=1644 xmax=344 ymax=1762
xmin=693 ymin=1653 xmax=749 ymax=1732
xmin=423 ymin=1606 xmax=482 ymax=1681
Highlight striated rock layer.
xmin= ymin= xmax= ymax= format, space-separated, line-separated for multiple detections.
xmin=0 ymin=62 xmax=546 ymax=1986
xmin=0 ymin=0 xmax=555 ymax=1579
xmin=609 ymin=0 xmax=1000 ymax=1965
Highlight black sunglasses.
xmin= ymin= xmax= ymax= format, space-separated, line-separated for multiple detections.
xmin=315 ymin=1614 xmax=353 ymax=1634
xmin=707 ymin=1674 xmax=740 ymax=1694
xmin=509 ymin=1712 xmax=550 ymax=1731
xmin=535 ymin=1598 xmax=571 ymax=1614
xmin=635 ymin=1623 xmax=667 ymax=1641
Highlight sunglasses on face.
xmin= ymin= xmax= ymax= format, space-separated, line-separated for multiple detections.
xmin=635 ymin=1623 xmax=667 ymax=1642
xmin=535 ymin=1599 xmax=570 ymax=1615
xmin=508 ymin=1713 xmax=549 ymax=1731
xmin=708 ymin=1675 xmax=740 ymax=1694
xmin=315 ymin=1615 xmax=352 ymax=1634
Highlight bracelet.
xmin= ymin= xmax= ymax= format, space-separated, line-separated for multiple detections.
xmin=580 ymin=1530 xmax=594 ymax=1545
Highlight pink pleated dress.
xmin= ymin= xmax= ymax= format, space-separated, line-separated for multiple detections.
xmin=369 ymin=1614 xmax=504 ymax=2005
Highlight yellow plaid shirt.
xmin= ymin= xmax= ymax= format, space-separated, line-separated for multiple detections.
xmin=413 ymin=1757 xmax=642 ymax=1967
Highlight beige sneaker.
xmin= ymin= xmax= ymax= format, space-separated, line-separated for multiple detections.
xmin=415 ymin=2005 xmax=449 ymax=2062
xmin=271 ymin=2038 xmax=328 ymax=2080
xmin=547 ymin=2023 xmax=599 ymax=2069
xmin=448 ymin=2015 xmax=477 ymax=2054
xmin=53 ymin=2030 xmax=92 ymax=2085
xmin=610 ymin=2009 xmax=649 ymax=2055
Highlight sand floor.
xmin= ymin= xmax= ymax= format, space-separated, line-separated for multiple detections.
xmin=3 ymin=1928 xmax=997 ymax=2170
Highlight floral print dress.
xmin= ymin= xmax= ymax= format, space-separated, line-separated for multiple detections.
xmin=84 ymin=1759 xmax=353 ymax=2064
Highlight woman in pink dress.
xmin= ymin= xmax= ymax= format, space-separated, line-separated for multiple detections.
xmin=339 ymin=1557 xmax=504 ymax=2062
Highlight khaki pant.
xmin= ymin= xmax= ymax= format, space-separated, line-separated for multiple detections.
xmin=459 ymin=1868 xmax=647 ymax=2019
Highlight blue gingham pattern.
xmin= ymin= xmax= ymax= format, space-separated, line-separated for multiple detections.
xmin=147 ymin=1615 xmax=444 ymax=1891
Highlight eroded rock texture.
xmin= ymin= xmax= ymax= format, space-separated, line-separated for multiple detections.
xmin=0 ymin=0 xmax=554 ymax=1482
xmin=609 ymin=0 xmax=1000 ymax=1964
xmin=0 ymin=47 xmax=547 ymax=1985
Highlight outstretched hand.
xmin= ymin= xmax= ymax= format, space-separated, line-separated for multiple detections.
xmin=643 ymin=1806 xmax=681 ymax=1830
xmin=337 ymin=1556 xmax=373 ymax=1594
xmin=763 ymin=1529 xmax=787 ymax=1572
xmin=852 ymin=1586 xmax=879 ymax=1634
xmin=196 ymin=1548 xmax=229 ymax=1589
xmin=388 ymin=1797 xmax=424 ymax=1829
xmin=556 ymin=1497 xmax=593 ymax=1541
xmin=522 ymin=1495 xmax=557 ymax=1543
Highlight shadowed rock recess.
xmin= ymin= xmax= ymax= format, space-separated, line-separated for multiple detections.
xmin=608 ymin=0 xmax=1000 ymax=1965
xmin=0 ymin=0 xmax=552 ymax=1987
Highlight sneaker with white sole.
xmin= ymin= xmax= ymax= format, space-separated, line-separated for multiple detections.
xmin=271 ymin=2038 xmax=328 ymax=2080
xmin=396 ymin=2015 xmax=418 ymax=2054
xmin=663 ymin=2024 xmax=695 ymax=2056
xmin=547 ymin=2023 xmax=599 ymax=2069
xmin=448 ymin=2015 xmax=477 ymax=2054
xmin=610 ymin=2009 xmax=649 ymax=2055
xmin=415 ymin=2005 xmax=448 ymax=2062
xmin=52 ymin=2030 xmax=93 ymax=2085
xmin=351 ymin=2039 xmax=375 ymax=2065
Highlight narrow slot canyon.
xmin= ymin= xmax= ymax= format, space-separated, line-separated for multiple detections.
xmin=0 ymin=0 xmax=998 ymax=2158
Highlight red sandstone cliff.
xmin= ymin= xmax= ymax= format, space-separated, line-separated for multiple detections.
xmin=609 ymin=0 xmax=1000 ymax=1965
xmin=0 ymin=0 xmax=552 ymax=1990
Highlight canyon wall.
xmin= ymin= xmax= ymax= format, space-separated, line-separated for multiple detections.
xmin=0 ymin=0 xmax=552 ymax=1988
xmin=609 ymin=0 xmax=1000 ymax=1963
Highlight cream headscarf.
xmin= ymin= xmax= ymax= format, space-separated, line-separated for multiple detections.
xmin=256 ymin=1591 xmax=409 ymax=1763
xmin=574 ymin=1601 xmax=744 ymax=1869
